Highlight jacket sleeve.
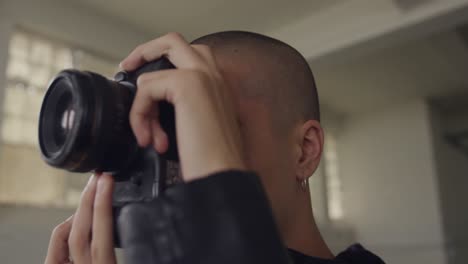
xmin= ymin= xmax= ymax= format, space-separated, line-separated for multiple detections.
xmin=118 ymin=170 xmax=292 ymax=264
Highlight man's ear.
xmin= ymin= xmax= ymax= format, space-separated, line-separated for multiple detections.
xmin=296 ymin=120 xmax=324 ymax=181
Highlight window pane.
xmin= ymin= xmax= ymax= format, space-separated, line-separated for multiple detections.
xmin=6 ymin=57 xmax=30 ymax=80
xmin=79 ymin=52 xmax=118 ymax=78
xmin=9 ymin=32 xmax=29 ymax=59
xmin=21 ymin=120 xmax=38 ymax=146
xmin=1 ymin=116 xmax=23 ymax=144
xmin=3 ymin=84 xmax=27 ymax=116
xmin=29 ymin=64 xmax=51 ymax=88
xmin=324 ymin=135 xmax=344 ymax=220
xmin=30 ymin=39 xmax=52 ymax=65
xmin=55 ymin=48 xmax=74 ymax=69
xmin=25 ymin=87 xmax=44 ymax=120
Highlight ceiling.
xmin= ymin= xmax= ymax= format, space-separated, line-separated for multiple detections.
xmin=314 ymin=29 xmax=468 ymax=116
xmin=70 ymin=0 xmax=468 ymax=117
xmin=72 ymin=0 xmax=337 ymax=40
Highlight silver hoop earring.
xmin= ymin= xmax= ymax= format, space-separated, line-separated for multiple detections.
xmin=300 ymin=179 xmax=308 ymax=192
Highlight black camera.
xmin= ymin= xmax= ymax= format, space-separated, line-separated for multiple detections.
xmin=38 ymin=58 xmax=180 ymax=246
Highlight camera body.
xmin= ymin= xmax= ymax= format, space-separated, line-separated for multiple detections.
xmin=38 ymin=58 xmax=180 ymax=246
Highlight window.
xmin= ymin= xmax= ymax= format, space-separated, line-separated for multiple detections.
xmin=324 ymin=134 xmax=343 ymax=221
xmin=0 ymin=29 xmax=118 ymax=207
xmin=2 ymin=32 xmax=72 ymax=145
xmin=308 ymin=132 xmax=344 ymax=223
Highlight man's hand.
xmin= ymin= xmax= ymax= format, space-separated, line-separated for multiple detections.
xmin=44 ymin=174 xmax=116 ymax=264
xmin=45 ymin=32 xmax=246 ymax=263
xmin=120 ymin=32 xmax=247 ymax=181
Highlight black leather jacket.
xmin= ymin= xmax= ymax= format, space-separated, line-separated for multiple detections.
xmin=118 ymin=170 xmax=384 ymax=264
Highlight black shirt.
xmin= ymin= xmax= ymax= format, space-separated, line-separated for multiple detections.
xmin=119 ymin=170 xmax=385 ymax=264
xmin=288 ymin=244 xmax=385 ymax=264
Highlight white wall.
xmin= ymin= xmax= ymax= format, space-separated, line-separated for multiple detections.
xmin=430 ymin=104 xmax=468 ymax=264
xmin=337 ymin=99 xmax=447 ymax=264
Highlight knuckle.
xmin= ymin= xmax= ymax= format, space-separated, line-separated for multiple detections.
xmin=135 ymin=43 xmax=146 ymax=52
xmin=137 ymin=73 xmax=152 ymax=88
xmin=51 ymin=223 xmax=68 ymax=238
xmin=166 ymin=32 xmax=184 ymax=41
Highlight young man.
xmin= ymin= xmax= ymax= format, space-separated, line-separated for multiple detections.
xmin=45 ymin=31 xmax=384 ymax=264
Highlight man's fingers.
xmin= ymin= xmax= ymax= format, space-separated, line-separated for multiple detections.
xmin=151 ymin=120 xmax=169 ymax=153
xmin=120 ymin=32 xmax=203 ymax=71
xmin=91 ymin=174 xmax=116 ymax=263
xmin=44 ymin=215 xmax=73 ymax=264
xmin=69 ymin=175 xmax=97 ymax=261
xmin=130 ymin=69 xmax=180 ymax=148
xmin=45 ymin=173 xmax=117 ymax=264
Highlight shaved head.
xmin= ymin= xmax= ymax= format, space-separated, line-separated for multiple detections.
xmin=191 ymin=32 xmax=329 ymax=257
xmin=191 ymin=31 xmax=320 ymax=133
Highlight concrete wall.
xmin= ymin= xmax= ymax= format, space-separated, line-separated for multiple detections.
xmin=337 ymin=99 xmax=447 ymax=264
xmin=0 ymin=144 xmax=67 ymax=205
xmin=0 ymin=205 xmax=73 ymax=263
xmin=430 ymin=104 xmax=468 ymax=264
xmin=0 ymin=1 xmax=11 ymax=140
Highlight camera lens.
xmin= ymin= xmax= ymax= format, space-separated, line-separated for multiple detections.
xmin=40 ymin=77 xmax=75 ymax=154
xmin=54 ymin=92 xmax=74 ymax=148
xmin=39 ymin=70 xmax=138 ymax=172
xmin=39 ymin=59 xmax=178 ymax=173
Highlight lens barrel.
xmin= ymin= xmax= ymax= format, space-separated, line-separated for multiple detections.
xmin=39 ymin=70 xmax=138 ymax=172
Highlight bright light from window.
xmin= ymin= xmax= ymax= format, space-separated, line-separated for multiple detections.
xmin=0 ymin=29 xmax=117 ymax=207
xmin=324 ymin=134 xmax=344 ymax=220
xmin=2 ymin=32 xmax=74 ymax=146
